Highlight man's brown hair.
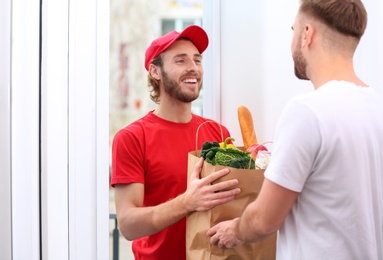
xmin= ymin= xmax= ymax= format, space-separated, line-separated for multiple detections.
xmin=147 ymin=54 xmax=163 ymax=104
xmin=299 ymin=0 xmax=367 ymax=39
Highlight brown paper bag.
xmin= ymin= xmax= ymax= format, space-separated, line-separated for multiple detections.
xmin=186 ymin=150 xmax=277 ymax=260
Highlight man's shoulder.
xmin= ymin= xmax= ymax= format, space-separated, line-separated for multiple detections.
xmin=114 ymin=112 xmax=153 ymax=137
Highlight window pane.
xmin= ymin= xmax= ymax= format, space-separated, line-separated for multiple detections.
xmin=162 ymin=19 xmax=175 ymax=35
xmin=182 ymin=19 xmax=195 ymax=29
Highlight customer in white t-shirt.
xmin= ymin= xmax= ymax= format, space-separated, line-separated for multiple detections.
xmin=207 ymin=1 xmax=383 ymax=259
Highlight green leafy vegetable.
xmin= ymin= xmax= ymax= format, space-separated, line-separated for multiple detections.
xmin=200 ymin=138 xmax=255 ymax=169
xmin=228 ymin=157 xmax=255 ymax=169
xmin=214 ymin=149 xmax=247 ymax=166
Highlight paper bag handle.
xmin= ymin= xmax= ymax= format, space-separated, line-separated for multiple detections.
xmin=195 ymin=120 xmax=224 ymax=153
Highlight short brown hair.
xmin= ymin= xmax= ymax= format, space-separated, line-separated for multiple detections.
xmin=299 ymin=0 xmax=367 ymax=39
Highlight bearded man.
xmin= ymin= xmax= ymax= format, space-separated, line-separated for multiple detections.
xmin=111 ymin=25 xmax=240 ymax=260
xmin=207 ymin=1 xmax=383 ymax=259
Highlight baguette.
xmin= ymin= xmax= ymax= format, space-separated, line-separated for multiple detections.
xmin=237 ymin=106 xmax=258 ymax=150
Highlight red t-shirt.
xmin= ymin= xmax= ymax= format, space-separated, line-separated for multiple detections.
xmin=111 ymin=111 xmax=231 ymax=260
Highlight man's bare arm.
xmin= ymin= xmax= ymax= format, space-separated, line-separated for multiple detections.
xmin=115 ymin=157 xmax=241 ymax=240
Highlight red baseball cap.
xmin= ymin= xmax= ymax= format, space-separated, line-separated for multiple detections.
xmin=144 ymin=25 xmax=209 ymax=70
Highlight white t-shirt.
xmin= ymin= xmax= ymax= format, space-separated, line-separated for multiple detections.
xmin=265 ymin=80 xmax=383 ymax=260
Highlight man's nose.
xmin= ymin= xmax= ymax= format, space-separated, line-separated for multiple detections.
xmin=186 ymin=61 xmax=199 ymax=72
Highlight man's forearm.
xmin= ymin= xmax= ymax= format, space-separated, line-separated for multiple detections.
xmin=118 ymin=193 xmax=190 ymax=240
xmin=237 ymin=202 xmax=275 ymax=243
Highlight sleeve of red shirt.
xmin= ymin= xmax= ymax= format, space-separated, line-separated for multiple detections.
xmin=110 ymin=124 xmax=145 ymax=187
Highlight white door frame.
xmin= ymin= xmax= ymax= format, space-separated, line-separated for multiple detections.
xmin=0 ymin=0 xmax=12 ymax=258
xmin=0 ymin=0 xmax=110 ymax=259
xmin=41 ymin=0 xmax=110 ymax=258
xmin=11 ymin=0 xmax=41 ymax=258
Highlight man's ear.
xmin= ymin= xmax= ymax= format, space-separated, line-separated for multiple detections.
xmin=302 ymin=24 xmax=314 ymax=47
xmin=149 ymin=64 xmax=161 ymax=80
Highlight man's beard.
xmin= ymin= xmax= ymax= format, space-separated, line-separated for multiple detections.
xmin=293 ymin=40 xmax=309 ymax=81
xmin=161 ymin=70 xmax=202 ymax=103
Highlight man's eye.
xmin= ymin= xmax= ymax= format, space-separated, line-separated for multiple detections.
xmin=176 ymin=59 xmax=185 ymax=63
xmin=195 ymin=59 xmax=202 ymax=64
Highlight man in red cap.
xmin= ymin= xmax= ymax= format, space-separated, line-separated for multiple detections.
xmin=111 ymin=25 xmax=240 ymax=259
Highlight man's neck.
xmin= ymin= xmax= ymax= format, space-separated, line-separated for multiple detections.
xmin=153 ymin=102 xmax=193 ymax=123
xmin=309 ymin=58 xmax=366 ymax=89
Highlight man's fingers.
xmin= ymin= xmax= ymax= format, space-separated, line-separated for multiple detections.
xmin=203 ymin=168 xmax=231 ymax=184
xmin=210 ymin=235 xmax=219 ymax=246
xmin=206 ymin=224 xmax=218 ymax=237
xmin=207 ymin=226 xmax=220 ymax=245
xmin=210 ymin=179 xmax=239 ymax=193
xmin=190 ymin=157 xmax=204 ymax=180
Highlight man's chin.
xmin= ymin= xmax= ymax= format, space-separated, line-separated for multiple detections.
xmin=294 ymin=70 xmax=309 ymax=81
xmin=180 ymin=94 xmax=199 ymax=103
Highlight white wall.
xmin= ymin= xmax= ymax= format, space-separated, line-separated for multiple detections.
xmin=355 ymin=1 xmax=383 ymax=95
xmin=204 ymin=0 xmax=383 ymax=147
